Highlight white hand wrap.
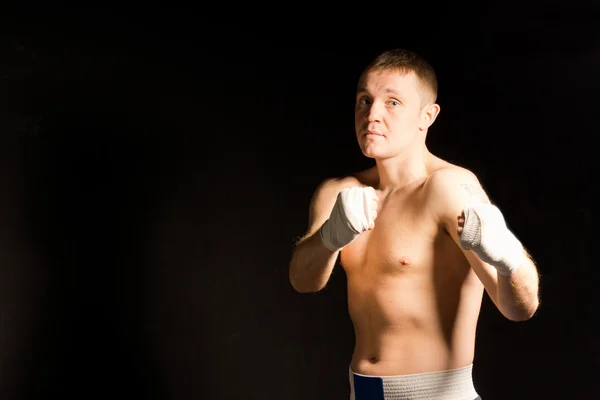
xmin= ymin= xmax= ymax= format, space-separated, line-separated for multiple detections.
xmin=319 ymin=187 xmax=377 ymax=252
xmin=460 ymin=204 xmax=524 ymax=276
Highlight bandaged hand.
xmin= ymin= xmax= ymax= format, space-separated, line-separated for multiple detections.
xmin=459 ymin=204 xmax=524 ymax=276
xmin=320 ymin=187 xmax=378 ymax=252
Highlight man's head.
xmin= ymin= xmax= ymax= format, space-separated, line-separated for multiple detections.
xmin=355 ymin=48 xmax=441 ymax=159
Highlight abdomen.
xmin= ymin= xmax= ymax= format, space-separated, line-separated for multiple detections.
xmin=345 ymin=256 xmax=483 ymax=376
xmin=340 ymin=199 xmax=484 ymax=375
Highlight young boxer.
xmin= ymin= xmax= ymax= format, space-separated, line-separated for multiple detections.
xmin=289 ymin=48 xmax=540 ymax=400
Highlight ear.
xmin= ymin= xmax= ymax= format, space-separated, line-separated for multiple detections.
xmin=419 ymin=103 xmax=441 ymax=131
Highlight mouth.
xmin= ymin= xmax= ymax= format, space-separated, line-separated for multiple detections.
xmin=365 ymin=130 xmax=384 ymax=138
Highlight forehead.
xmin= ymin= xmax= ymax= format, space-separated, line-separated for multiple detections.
xmin=357 ymin=69 xmax=421 ymax=97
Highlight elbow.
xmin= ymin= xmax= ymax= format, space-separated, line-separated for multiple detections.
xmin=288 ymin=248 xmax=330 ymax=293
xmin=291 ymin=284 xmax=322 ymax=294
xmin=289 ymin=276 xmax=324 ymax=294
xmin=504 ymin=299 xmax=540 ymax=322
xmin=505 ymin=311 xmax=534 ymax=322
xmin=288 ymin=256 xmax=325 ymax=293
xmin=289 ymin=276 xmax=307 ymax=293
xmin=289 ymin=270 xmax=324 ymax=293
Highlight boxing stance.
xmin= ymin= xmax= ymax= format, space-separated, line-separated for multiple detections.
xmin=289 ymin=49 xmax=540 ymax=399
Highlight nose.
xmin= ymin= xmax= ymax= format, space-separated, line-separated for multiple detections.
xmin=366 ymin=101 xmax=383 ymax=123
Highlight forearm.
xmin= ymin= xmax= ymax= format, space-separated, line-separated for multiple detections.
xmin=289 ymin=231 xmax=339 ymax=293
xmin=496 ymin=253 xmax=540 ymax=321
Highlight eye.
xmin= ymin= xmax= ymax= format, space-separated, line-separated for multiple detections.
xmin=357 ymin=96 xmax=371 ymax=105
xmin=388 ymin=99 xmax=401 ymax=107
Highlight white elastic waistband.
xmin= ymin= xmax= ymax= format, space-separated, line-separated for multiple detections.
xmin=350 ymin=364 xmax=479 ymax=400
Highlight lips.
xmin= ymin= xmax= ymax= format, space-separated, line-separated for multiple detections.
xmin=365 ymin=130 xmax=383 ymax=137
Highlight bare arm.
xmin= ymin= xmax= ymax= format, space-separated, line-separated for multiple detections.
xmin=492 ymin=250 xmax=539 ymax=321
xmin=289 ymin=178 xmax=343 ymax=293
xmin=429 ymin=169 xmax=540 ymax=321
xmin=289 ymin=231 xmax=339 ymax=293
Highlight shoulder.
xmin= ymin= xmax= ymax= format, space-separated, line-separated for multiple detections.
xmin=424 ymin=164 xmax=490 ymax=224
xmin=302 ymin=170 xmax=372 ymax=238
xmin=426 ymin=164 xmax=483 ymax=197
xmin=313 ymin=166 xmax=377 ymax=201
xmin=313 ymin=175 xmax=359 ymax=200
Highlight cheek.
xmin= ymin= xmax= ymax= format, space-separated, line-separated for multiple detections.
xmin=402 ymin=110 xmax=422 ymax=127
xmin=354 ymin=113 xmax=365 ymax=128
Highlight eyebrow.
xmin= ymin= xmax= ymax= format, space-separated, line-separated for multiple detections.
xmin=356 ymin=87 xmax=402 ymax=96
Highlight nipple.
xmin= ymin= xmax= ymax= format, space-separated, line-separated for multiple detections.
xmin=399 ymin=257 xmax=411 ymax=266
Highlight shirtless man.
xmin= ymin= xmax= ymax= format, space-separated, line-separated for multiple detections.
xmin=288 ymin=49 xmax=540 ymax=399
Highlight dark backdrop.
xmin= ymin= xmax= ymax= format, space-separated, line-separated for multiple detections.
xmin=0 ymin=6 xmax=597 ymax=399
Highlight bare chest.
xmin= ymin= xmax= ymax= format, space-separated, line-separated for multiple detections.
xmin=340 ymin=193 xmax=437 ymax=274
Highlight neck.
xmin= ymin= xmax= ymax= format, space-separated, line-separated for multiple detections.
xmin=374 ymin=141 xmax=429 ymax=192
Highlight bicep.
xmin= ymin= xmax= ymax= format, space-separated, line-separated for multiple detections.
xmin=438 ymin=171 xmax=490 ymax=229
xmin=433 ymin=171 xmax=489 ymax=256
xmin=429 ymin=170 xmax=501 ymax=299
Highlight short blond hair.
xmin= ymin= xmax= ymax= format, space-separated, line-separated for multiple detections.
xmin=360 ymin=48 xmax=438 ymax=104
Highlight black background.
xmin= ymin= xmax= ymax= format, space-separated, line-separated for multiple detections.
xmin=0 ymin=5 xmax=597 ymax=399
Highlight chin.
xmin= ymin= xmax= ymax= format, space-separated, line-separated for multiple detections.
xmin=361 ymin=148 xmax=384 ymax=159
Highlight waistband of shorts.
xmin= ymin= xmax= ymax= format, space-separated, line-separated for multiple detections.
xmin=350 ymin=364 xmax=479 ymax=400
